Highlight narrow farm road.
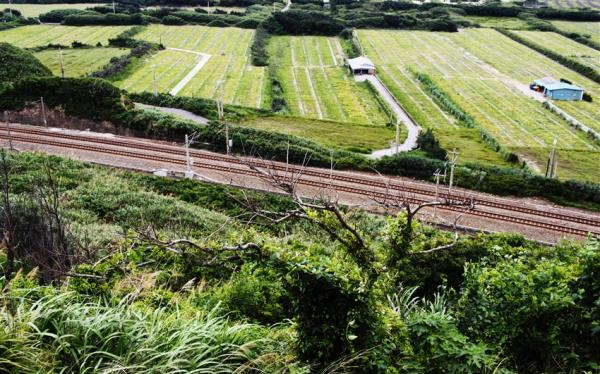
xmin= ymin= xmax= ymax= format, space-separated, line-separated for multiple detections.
xmin=282 ymin=0 xmax=292 ymax=12
xmin=358 ymin=75 xmax=420 ymax=158
xmin=167 ymin=48 xmax=211 ymax=96
xmin=134 ymin=103 xmax=210 ymax=125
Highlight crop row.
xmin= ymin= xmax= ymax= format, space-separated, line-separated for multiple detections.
xmin=268 ymin=35 xmax=387 ymax=125
xmin=449 ymin=29 xmax=600 ymax=135
xmin=134 ymin=25 xmax=266 ymax=108
xmin=551 ymin=21 xmax=600 ymax=45
xmin=513 ymin=31 xmax=599 ymax=72
xmin=34 ymin=47 xmax=129 ymax=78
xmin=0 ymin=25 xmax=131 ymax=48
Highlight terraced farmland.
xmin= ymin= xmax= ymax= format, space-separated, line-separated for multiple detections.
xmin=267 ymin=35 xmax=388 ymax=125
xmin=513 ymin=30 xmax=600 ymax=71
xmin=448 ymin=29 xmax=600 ymax=136
xmin=6 ymin=3 xmax=102 ymax=17
xmin=358 ymin=29 xmax=600 ymax=181
xmin=133 ymin=25 xmax=266 ymax=108
xmin=0 ymin=25 xmax=132 ymax=48
xmin=35 ymin=47 xmax=128 ymax=77
xmin=117 ymin=49 xmax=200 ymax=94
xmin=551 ymin=21 xmax=600 ymax=44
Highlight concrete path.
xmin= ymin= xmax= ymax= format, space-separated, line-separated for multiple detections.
xmin=356 ymin=75 xmax=420 ymax=158
xmin=282 ymin=0 xmax=292 ymax=12
xmin=134 ymin=103 xmax=210 ymax=125
xmin=167 ymin=48 xmax=211 ymax=96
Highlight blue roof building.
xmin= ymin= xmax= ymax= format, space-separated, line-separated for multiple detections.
xmin=531 ymin=77 xmax=584 ymax=101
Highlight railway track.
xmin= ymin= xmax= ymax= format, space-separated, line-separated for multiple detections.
xmin=1 ymin=130 xmax=599 ymax=238
xmin=3 ymin=126 xmax=599 ymax=228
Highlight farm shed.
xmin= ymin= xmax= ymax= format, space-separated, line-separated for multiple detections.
xmin=543 ymin=82 xmax=584 ymax=101
xmin=530 ymin=77 xmax=584 ymax=101
xmin=348 ymin=56 xmax=375 ymax=75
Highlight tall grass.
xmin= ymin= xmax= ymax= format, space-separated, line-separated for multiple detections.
xmin=0 ymin=287 xmax=293 ymax=373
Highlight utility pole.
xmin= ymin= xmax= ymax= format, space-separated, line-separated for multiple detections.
xmin=395 ymin=118 xmax=401 ymax=155
xmin=152 ymin=64 xmax=157 ymax=97
xmin=184 ymin=133 xmax=196 ymax=179
xmin=4 ymin=111 xmax=12 ymax=151
xmin=8 ymin=0 xmax=12 ymax=17
xmin=433 ymin=168 xmax=446 ymax=220
xmin=58 ymin=48 xmax=65 ymax=78
xmin=40 ymin=97 xmax=47 ymax=128
xmin=545 ymin=138 xmax=558 ymax=178
xmin=217 ymin=100 xmax=230 ymax=154
xmin=448 ymin=148 xmax=458 ymax=190
xmin=112 ymin=0 xmax=116 ymax=13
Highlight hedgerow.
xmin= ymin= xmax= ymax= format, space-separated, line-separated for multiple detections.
xmin=497 ymin=29 xmax=600 ymax=84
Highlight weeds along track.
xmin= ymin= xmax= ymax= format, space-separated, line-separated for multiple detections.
xmin=1 ymin=126 xmax=599 ymax=236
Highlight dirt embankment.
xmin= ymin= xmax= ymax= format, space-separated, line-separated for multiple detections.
xmin=4 ymin=103 xmax=150 ymax=139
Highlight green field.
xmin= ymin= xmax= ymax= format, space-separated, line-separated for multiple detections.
xmin=449 ymin=29 xmax=600 ymax=136
xmin=133 ymin=25 xmax=266 ymax=108
xmin=358 ymin=29 xmax=600 ymax=181
xmin=541 ymin=0 xmax=600 ymax=8
xmin=466 ymin=16 xmax=531 ymax=30
xmin=240 ymin=116 xmax=397 ymax=152
xmin=514 ymin=30 xmax=600 ymax=71
xmin=551 ymin=21 xmax=600 ymax=44
xmin=35 ymin=47 xmax=128 ymax=77
xmin=2 ymin=3 xmax=103 ymax=17
xmin=268 ymin=35 xmax=388 ymax=125
xmin=0 ymin=25 xmax=132 ymax=48
xmin=117 ymin=49 xmax=200 ymax=94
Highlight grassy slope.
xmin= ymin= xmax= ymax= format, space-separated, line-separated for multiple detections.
xmin=7 ymin=3 xmax=104 ymax=17
xmin=133 ymin=25 xmax=266 ymax=108
xmin=551 ymin=21 xmax=600 ymax=44
xmin=513 ymin=30 xmax=600 ymax=72
xmin=35 ymin=47 xmax=129 ymax=77
xmin=240 ymin=115 xmax=398 ymax=152
xmin=0 ymin=25 xmax=132 ymax=48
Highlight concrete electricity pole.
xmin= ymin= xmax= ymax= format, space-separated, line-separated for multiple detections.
xmin=4 ymin=111 xmax=12 ymax=151
xmin=216 ymin=100 xmax=231 ymax=154
xmin=40 ymin=97 xmax=47 ymax=128
xmin=448 ymin=148 xmax=459 ymax=190
xmin=395 ymin=118 xmax=401 ymax=155
xmin=433 ymin=168 xmax=446 ymax=220
xmin=545 ymin=138 xmax=558 ymax=179
xmin=184 ymin=133 xmax=197 ymax=179
xmin=152 ymin=64 xmax=158 ymax=97
xmin=112 ymin=0 xmax=116 ymax=13
xmin=8 ymin=0 xmax=12 ymax=17
xmin=58 ymin=49 xmax=65 ymax=78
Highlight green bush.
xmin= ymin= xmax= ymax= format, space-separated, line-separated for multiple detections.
xmin=0 ymin=43 xmax=51 ymax=86
xmin=214 ymin=263 xmax=292 ymax=324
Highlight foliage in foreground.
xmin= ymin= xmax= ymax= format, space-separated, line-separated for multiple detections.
xmin=0 ymin=151 xmax=598 ymax=373
xmin=0 ymin=284 xmax=297 ymax=373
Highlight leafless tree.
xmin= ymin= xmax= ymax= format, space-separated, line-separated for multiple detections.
xmin=228 ymin=153 xmax=475 ymax=277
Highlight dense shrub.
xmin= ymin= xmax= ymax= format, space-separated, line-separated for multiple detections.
xmin=265 ymin=11 xmax=344 ymax=35
xmin=38 ymin=8 xmax=97 ymax=23
xmin=250 ymin=25 xmax=269 ymax=66
xmin=416 ymin=128 xmax=447 ymax=160
xmin=459 ymin=240 xmax=600 ymax=371
xmin=0 ymin=43 xmax=52 ymax=86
